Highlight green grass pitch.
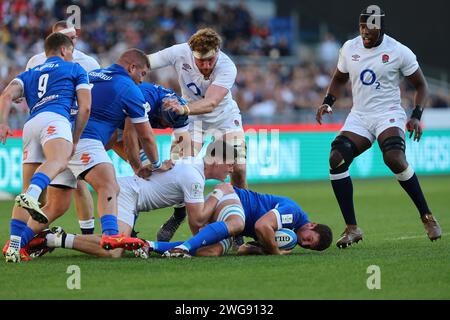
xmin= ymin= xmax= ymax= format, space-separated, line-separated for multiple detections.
xmin=0 ymin=176 xmax=449 ymax=299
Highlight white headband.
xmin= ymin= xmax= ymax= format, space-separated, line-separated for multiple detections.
xmin=58 ymin=27 xmax=77 ymax=34
xmin=192 ymin=49 xmax=218 ymax=59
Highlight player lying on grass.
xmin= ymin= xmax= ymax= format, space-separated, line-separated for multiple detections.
xmin=133 ymin=186 xmax=333 ymax=258
xmin=25 ymin=139 xmax=239 ymax=259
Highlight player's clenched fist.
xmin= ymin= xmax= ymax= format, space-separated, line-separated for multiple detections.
xmin=0 ymin=123 xmax=12 ymax=144
xmin=315 ymin=104 xmax=333 ymax=125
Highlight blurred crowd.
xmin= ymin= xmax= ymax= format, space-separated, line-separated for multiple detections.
xmin=1 ymin=0 xmax=449 ymax=129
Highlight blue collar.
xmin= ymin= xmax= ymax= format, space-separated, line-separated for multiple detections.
xmin=108 ymin=64 xmax=130 ymax=77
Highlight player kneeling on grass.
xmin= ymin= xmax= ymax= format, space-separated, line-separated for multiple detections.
xmin=28 ymin=139 xmax=238 ymax=258
xmin=135 ymin=186 xmax=333 ymax=258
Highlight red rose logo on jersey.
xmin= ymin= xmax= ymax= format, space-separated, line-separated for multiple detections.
xmin=382 ymin=54 xmax=389 ymax=63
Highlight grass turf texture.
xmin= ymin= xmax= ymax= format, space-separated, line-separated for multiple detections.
xmin=0 ymin=176 xmax=449 ymax=299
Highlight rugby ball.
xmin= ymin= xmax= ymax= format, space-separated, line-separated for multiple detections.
xmin=275 ymin=228 xmax=298 ymax=250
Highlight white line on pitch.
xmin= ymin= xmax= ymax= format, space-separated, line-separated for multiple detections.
xmin=384 ymin=233 xmax=449 ymax=241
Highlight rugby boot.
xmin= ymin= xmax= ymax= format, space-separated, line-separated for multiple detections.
xmin=15 ymin=193 xmax=48 ymax=224
xmin=336 ymin=226 xmax=363 ymax=248
xmin=162 ymin=247 xmax=191 ymax=258
xmin=156 ymin=212 xmax=186 ymax=242
xmin=100 ymin=234 xmax=146 ymax=251
xmin=421 ymin=214 xmax=442 ymax=241
xmin=134 ymin=240 xmax=153 ymax=259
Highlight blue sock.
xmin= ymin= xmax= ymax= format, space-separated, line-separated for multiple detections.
xmin=152 ymin=241 xmax=184 ymax=254
xmin=100 ymin=214 xmax=119 ymax=235
xmin=20 ymin=226 xmax=36 ymax=247
xmin=181 ymin=221 xmax=229 ymax=252
xmin=10 ymin=219 xmax=27 ymax=237
xmin=27 ymin=172 xmax=51 ymax=199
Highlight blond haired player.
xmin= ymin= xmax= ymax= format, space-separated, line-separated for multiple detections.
xmin=147 ymin=28 xmax=247 ymax=242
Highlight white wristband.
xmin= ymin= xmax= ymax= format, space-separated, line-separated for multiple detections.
xmin=211 ymin=189 xmax=224 ymax=201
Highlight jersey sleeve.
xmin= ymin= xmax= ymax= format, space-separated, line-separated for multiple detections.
xmin=13 ymin=72 xmax=26 ymax=95
xmin=148 ymin=44 xmax=182 ymax=69
xmin=399 ymin=44 xmax=419 ymax=77
xmin=336 ymin=41 xmax=350 ymax=73
xmin=85 ymin=56 xmax=101 ymax=72
xmin=122 ymin=84 xmax=150 ymax=123
xmin=211 ymin=60 xmax=237 ymax=90
xmin=178 ymin=169 xmax=205 ymax=204
xmin=271 ymin=201 xmax=309 ymax=230
xmin=73 ymin=64 xmax=91 ymax=91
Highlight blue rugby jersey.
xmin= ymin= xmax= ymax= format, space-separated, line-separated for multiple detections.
xmin=233 ymin=187 xmax=310 ymax=239
xmin=15 ymin=56 xmax=90 ymax=121
xmin=81 ymin=64 xmax=149 ymax=146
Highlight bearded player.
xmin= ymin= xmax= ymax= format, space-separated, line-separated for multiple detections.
xmin=147 ymin=28 xmax=247 ymax=242
xmin=316 ymin=5 xmax=441 ymax=248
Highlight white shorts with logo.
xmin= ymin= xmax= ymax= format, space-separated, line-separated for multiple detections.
xmin=341 ymin=108 xmax=407 ymax=143
xmin=188 ymin=112 xmax=244 ymax=144
xmin=22 ymin=112 xmax=73 ymax=163
xmin=51 ymin=139 xmax=112 ymax=188
xmin=116 ymin=176 xmax=141 ymax=228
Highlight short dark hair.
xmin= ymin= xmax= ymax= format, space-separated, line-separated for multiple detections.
xmin=44 ymin=32 xmax=73 ymax=56
xmin=312 ymin=224 xmax=333 ymax=251
xmin=118 ymin=48 xmax=150 ymax=69
xmin=205 ymin=139 xmax=238 ymax=164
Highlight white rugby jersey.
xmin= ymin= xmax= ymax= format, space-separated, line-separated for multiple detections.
xmin=337 ymin=34 xmax=419 ymax=113
xmin=149 ymin=43 xmax=241 ymax=122
xmin=136 ymin=157 xmax=206 ymax=212
xmin=26 ymin=49 xmax=100 ymax=72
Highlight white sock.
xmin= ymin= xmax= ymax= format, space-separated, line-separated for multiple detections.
xmin=79 ymin=219 xmax=95 ymax=229
xmin=64 ymin=234 xmax=75 ymax=249
xmin=45 ymin=233 xmax=59 ymax=248
xmin=9 ymin=235 xmax=21 ymax=250
xmin=25 ymin=184 xmax=42 ymax=200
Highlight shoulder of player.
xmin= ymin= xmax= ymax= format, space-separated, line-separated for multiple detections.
xmin=384 ymin=35 xmax=414 ymax=54
xmin=341 ymin=36 xmax=360 ymax=52
xmin=26 ymin=52 xmax=46 ymax=70
xmin=74 ymin=50 xmax=100 ymax=69
xmin=217 ymin=51 xmax=236 ymax=69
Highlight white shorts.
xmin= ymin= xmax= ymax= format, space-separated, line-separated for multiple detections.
xmin=116 ymin=176 xmax=141 ymax=228
xmin=51 ymin=139 xmax=112 ymax=188
xmin=188 ymin=113 xmax=244 ymax=144
xmin=341 ymin=109 xmax=407 ymax=143
xmin=22 ymin=112 xmax=73 ymax=163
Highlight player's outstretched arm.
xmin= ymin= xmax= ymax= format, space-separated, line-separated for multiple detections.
xmin=166 ymin=84 xmax=228 ymax=116
xmin=0 ymin=80 xmax=23 ymax=144
xmin=405 ymin=67 xmax=428 ymax=142
xmin=72 ymin=88 xmax=91 ymax=147
xmin=316 ymin=69 xmax=349 ymax=125
xmin=254 ymin=211 xmax=282 ymax=255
